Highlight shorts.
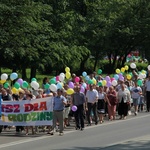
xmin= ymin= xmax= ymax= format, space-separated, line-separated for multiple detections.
xmin=64 ymin=107 xmax=70 ymax=119
xmin=133 ymin=98 xmax=139 ymax=106
xmin=97 ymin=109 xmax=105 ymax=114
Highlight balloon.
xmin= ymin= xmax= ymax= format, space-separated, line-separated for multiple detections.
xmin=106 ymin=81 xmax=111 ymax=87
xmin=82 ymin=83 xmax=87 ymax=89
xmin=4 ymin=82 xmax=9 ymax=89
xmin=31 ymin=81 xmax=39 ymax=90
xmin=97 ymin=69 xmax=102 ymax=75
xmin=1 ymin=73 xmax=8 ymax=80
xmin=85 ymin=76 xmax=90 ymax=81
xmin=102 ymin=80 xmax=107 ymax=86
xmin=82 ymin=71 xmax=87 ymax=77
xmin=56 ymin=76 xmax=59 ymax=82
xmin=92 ymin=78 xmax=97 ymax=85
xmin=111 ymin=78 xmax=115 ymax=82
xmin=12 ymin=87 xmax=18 ymax=94
xmin=98 ymin=81 xmax=103 ymax=86
xmin=50 ymin=84 xmax=57 ymax=92
xmin=88 ymin=80 xmax=93 ymax=85
xmin=118 ymin=73 xmax=123 ymax=78
xmin=59 ymin=75 xmax=65 ymax=82
xmin=68 ymin=82 xmax=74 ymax=89
xmin=65 ymin=67 xmax=70 ymax=72
xmin=65 ymin=72 xmax=71 ymax=79
xmin=72 ymin=105 xmax=77 ymax=112
xmin=130 ymin=63 xmax=136 ymax=69
xmin=17 ymin=78 xmax=23 ymax=86
xmin=10 ymin=72 xmax=18 ymax=81
xmin=0 ymin=80 xmax=6 ymax=84
xmin=50 ymin=78 xmax=56 ymax=84
xmin=66 ymin=88 xmax=74 ymax=95
xmin=80 ymin=86 xmax=85 ymax=93
xmin=116 ymin=69 xmax=120 ymax=74
xmin=57 ymin=82 xmax=62 ymax=89
xmin=112 ymin=80 xmax=118 ymax=86
xmin=75 ymin=77 xmax=80 ymax=83
xmin=14 ymin=82 xmax=20 ymax=89
xmin=125 ymin=65 xmax=129 ymax=70
xmin=31 ymin=81 xmax=37 ymax=87
xmin=141 ymin=70 xmax=146 ymax=74
xmin=121 ymin=67 xmax=125 ymax=73
xmin=119 ymin=76 xmax=124 ymax=81
xmin=127 ymin=74 xmax=132 ymax=80
xmin=31 ymin=78 xmax=37 ymax=82
xmin=137 ymin=80 xmax=142 ymax=86
xmin=143 ymin=74 xmax=146 ymax=79
xmin=105 ymin=76 xmax=110 ymax=81
xmin=44 ymin=83 xmax=50 ymax=89
xmin=114 ymin=74 xmax=119 ymax=80
xmin=22 ymin=81 xmax=28 ymax=88
xmin=60 ymin=73 xmax=65 ymax=77
xmin=148 ymin=65 xmax=150 ymax=70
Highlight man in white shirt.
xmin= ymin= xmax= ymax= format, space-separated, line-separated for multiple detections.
xmin=86 ymin=84 xmax=98 ymax=125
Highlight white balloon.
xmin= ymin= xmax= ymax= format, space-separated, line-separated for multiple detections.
xmin=60 ymin=73 xmax=65 ymax=77
xmin=148 ymin=65 xmax=150 ymax=70
xmin=130 ymin=63 xmax=136 ymax=69
xmin=50 ymin=84 xmax=57 ymax=92
xmin=142 ymin=74 xmax=146 ymax=79
xmin=1 ymin=73 xmax=8 ymax=80
xmin=31 ymin=81 xmax=37 ymax=87
xmin=59 ymin=75 xmax=65 ymax=82
xmin=139 ymin=73 xmax=144 ymax=79
xmin=112 ymin=80 xmax=118 ymax=86
xmin=33 ymin=82 xmax=39 ymax=90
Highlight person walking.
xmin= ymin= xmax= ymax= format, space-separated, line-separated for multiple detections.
xmin=72 ymin=85 xmax=86 ymax=130
xmin=86 ymin=84 xmax=98 ymax=126
xmin=145 ymin=75 xmax=150 ymax=112
xmin=50 ymin=89 xmax=66 ymax=136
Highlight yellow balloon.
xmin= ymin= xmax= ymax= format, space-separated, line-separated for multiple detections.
xmin=65 ymin=72 xmax=71 ymax=79
xmin=141 ymin=70 xmax=146 ymax=74
xmin=116 ymin=69 xmax=120 ymax=74
xmin=125 ymin=65 xmax=129 ymax=71
xmin=66 ymin=88 xmax=74 ymax=95
xmin=102 ymin=80 xmax=107 ymax=86
xmin=65 ymin=67 xmax=70 ymax=72
xmin=127 ymin=74 xmax=132 ymax=80
xmin=12 ymin=87 xmax=18 ymax=94
xmin=92 ymin=78 xmax=97 ymax=85
xmin=60 ymin=82 xmax=64 ymax=87
xmin=121 ymin=67 xmax=125 ymax=73
xmin=0 ymin=80 xmax=6 ymax=84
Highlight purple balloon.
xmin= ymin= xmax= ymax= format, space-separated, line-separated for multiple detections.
xmin=72 ymin=105 xmax=77 ymax=112
xmin=68 ymin=82 xmax=74 ymax=89
xmin=105 ymin=76 xmax=110 ymax=81
xmin=118 ymin=73 xmax=123 ymax=78
xmin=106 ymin=81 xmax=112 ymax=87
xmin=80 ymin=86 xmax=85 ymax=93
xmin=119 ymin=76 xmax=124 ymax=81
xmin=17 ymin=78 xmax=23 ymax=86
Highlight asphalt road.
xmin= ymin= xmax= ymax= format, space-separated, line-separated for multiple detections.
xmin=0 ymin=112 xmax=150 ymax=150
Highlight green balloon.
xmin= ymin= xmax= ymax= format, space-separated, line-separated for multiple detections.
xmin=14 ymin=82 xmax=20 ymax=89
xmin=31 ymin=78 xmax=37 ymax=82
xmin=98 ymin=82 xmax=102 ymax=86
xmin=4 ymin=82 xmax=9 ymax=89
xmin=44 ymin=83 xmax=50 ymax=89
xmin=88 ymin=80 xmax=93 ymax=85
xmin=137 ymin=80 xmax=142 ymax=86
xmin=98 ymin=69 xmax=102 ymax=75
xmin=22 ymin=81 xmax=28 ymax=88
xmin=50 ymin=78 xmax=56 ymax=84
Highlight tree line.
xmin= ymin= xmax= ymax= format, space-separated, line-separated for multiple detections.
xmin=0 ymin=0 xmax=150 ymax=79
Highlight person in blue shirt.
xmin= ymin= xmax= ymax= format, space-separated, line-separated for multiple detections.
xmin=50 ymin=89 xmax=66 ymax=136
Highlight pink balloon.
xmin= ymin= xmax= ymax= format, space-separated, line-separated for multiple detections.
xmin=56 ymin=76 xmax=59 ymax=82
xmin=111 ymin=78 xmax=115 ymax=82
xmin=75 ymin=77 xmax=80 ymax=83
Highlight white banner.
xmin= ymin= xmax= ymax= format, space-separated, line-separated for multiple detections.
xmin=0 ymin=97 xmax=53 ymax=126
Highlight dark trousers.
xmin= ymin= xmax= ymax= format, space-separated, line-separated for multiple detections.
xmin=16 ymin=126 xmax=24 ymax=132
xmin=118 ymin=100 xmax=128 ymax=116
xmin=87 ymin=103 xmax=97 ymax=124
xmin=146 ymin=91 xmax=150 ymax=112
xmin=74 ymin=105 xmax=84 ymax=128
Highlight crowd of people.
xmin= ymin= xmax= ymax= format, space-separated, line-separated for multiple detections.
xmin=0 ymin=69 xmax=150 ymax=136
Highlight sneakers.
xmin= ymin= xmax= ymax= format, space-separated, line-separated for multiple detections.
xmin=59 ymin=132 xmax=64 ymax=136
xmin=135 ymin=112 xmax=138 ymax=116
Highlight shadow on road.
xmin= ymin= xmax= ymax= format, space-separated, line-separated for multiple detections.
xmin=57 ymin=140 xmax=150 ymax=150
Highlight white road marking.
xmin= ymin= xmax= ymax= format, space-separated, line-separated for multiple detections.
xmin=0 ymin=114 xmax=150 ymax=149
